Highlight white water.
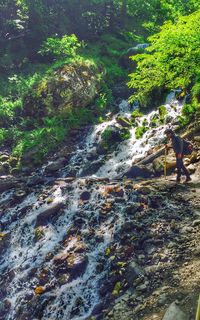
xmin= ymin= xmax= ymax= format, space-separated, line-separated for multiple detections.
xmin=67 ymin=91 xmax=183 ymax=179
xmin=0 ymin=91 xmax=184 ymax=320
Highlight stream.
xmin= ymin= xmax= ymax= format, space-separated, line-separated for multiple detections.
xmin=0 ymin=91 xmax=184 ymax=320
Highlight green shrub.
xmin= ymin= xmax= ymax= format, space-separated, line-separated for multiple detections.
xmin=39 ymin=34 xmax=81 ymax=59
xmin=0 ymin=98 xmax=23 ymax=126
xmin=182 ymin=103 xmax=197 ymax=117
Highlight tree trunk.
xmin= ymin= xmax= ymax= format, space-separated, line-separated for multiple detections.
xmin=121 ymin=0 xmax=127 ymax=26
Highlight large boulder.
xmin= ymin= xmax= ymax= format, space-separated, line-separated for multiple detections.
xmin=23 ymin=62 xmax=103 ymax=118
xmin=124 ymin=164 xmax=153 ymax=179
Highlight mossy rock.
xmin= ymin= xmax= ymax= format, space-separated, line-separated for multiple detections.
xmin=0 ymin=155 xmax=9 ymax=162
xmin=23 ymin=62 xmax=103 ymax=118
xmin=116 ymin=116 xmax=132 ymax=128
xmin=34 ymin=227 xmax=45 ymax=241
xmin=9 ymin=157 xmax=18 ymax=167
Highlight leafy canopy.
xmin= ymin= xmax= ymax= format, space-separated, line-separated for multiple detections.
xmin=128 ymin=10 xmax=200 ymax=104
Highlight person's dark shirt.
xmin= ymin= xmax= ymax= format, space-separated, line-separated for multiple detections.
xmin=171 ymin=134 xmax=183 ymax=154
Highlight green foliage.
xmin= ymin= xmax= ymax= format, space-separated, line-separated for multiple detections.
xmin=158 ymin=105 xmax=167 ymax=123
xmin=120 ymin=129 xmax=131 ymax=140
xmin=0 ymin=98 xmax=22 ymax=126
xmin=39 ymin=34 xmax=81 ymax=59
xmin=101 ymin=126 xmax=130 ymax=151
xmin=95 ymin=85 xmax=113 ymax=114
xmin=128 ymin=10 xmax=200 ymax=105
xmin=135 ymin=125 xmax=148 ymax=139
xmin=192 ymin=79 xmax=200 ymax=102
xmin=12 ymin=107 xmax=95 ymax=162
xmin=95 ymin=93 xmax=108 ymax=112
xmin=131 ymin=109 xmax=143 ymax=118
xmin=177 ymin=103 xmax=197 ymax=128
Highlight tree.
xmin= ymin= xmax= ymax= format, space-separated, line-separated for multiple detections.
xmin=128 ymin=10 xmax=200 ymax=105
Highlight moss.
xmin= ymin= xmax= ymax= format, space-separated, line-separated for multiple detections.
xmin=34 ymin=227 xmax=45 ymax=241
xmin=135 ymin=126 xmax=149 ymax=139
xmin=101 ymin=126 xmax=130 ymax=151
xmin=158 ymin=105 xmax=167 ymax=123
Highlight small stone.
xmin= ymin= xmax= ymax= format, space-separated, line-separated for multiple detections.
xmin=186 ymin=164 xmax=196 ymax=174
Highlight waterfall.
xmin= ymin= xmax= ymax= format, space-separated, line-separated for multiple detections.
xmin=0 ymin=91 xmax=184 ymax=320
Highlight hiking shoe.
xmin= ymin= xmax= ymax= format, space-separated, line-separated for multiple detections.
xmin=184 ymin=176 xmax=192 ymax=183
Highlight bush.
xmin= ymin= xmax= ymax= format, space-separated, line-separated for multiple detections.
xmin=0 ymin=98 xmax=23 ymax=126
xmin=39 ymin=34 xmax=81 ymax=59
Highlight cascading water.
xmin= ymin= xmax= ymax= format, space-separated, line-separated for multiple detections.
xmin=0 ymin=90 xmax=184 ymax=320
xmin=66 ymin=91 xmax=184 ymax=179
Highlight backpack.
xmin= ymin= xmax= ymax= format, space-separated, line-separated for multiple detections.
xmin=182 ymin=139 xmax=193 ymax=155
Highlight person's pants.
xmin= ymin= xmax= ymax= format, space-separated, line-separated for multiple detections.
xmin=176 ymin=157 xmax=190 ymax=178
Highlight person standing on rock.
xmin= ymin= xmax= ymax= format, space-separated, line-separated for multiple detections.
xmin=164 ymin=128 xmax=192 ymax=183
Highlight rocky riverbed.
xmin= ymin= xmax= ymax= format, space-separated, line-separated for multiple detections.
xmin=0 ymin=154 xmax=200 ymax=320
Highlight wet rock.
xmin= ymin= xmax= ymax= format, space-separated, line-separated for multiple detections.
xmin=27 ymin=175 xmax=44 ymax=187
xmin=24 ymin=291 xmax=34 ymax=301
xmin=53 ymin=252 xmax=88 ymax=280
xmin=86 ymin=149 xmax=99 ymax=161
xmin=15 ymin=294 xmax=55 ymax=320
xmin=68 ymin=254 xmax=88 ymax=279
xmin=162 ymin=301 xmax=189 ymax=320
xmin=0 ymin=299 xmax=11 ymax=318
xmin=44 ymin=157 xmax=67 ymax=173
xmin=124 ymin=165 xmax=153 ymax=179
xmin=0 ymin=178 xmax=15 ymax=192
xmin=136 ymin=185 xmax=152 ymax=195
xmin=12 ymin=189 xmax=27 ymax=202
xmin=35 ymin=201 xmax=64 ymax=226
xmin=125 ymin=203 xmax=141 ymax=215
xmin=80 ymin=159 xmax=105 ymax=176
xmin=80 ymin=191 xmax=91 ymax=201
xmin=115 ymin=221 xmax=135 ymax=238
xmin=149 ymin=194 xmax=163 ymax=208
